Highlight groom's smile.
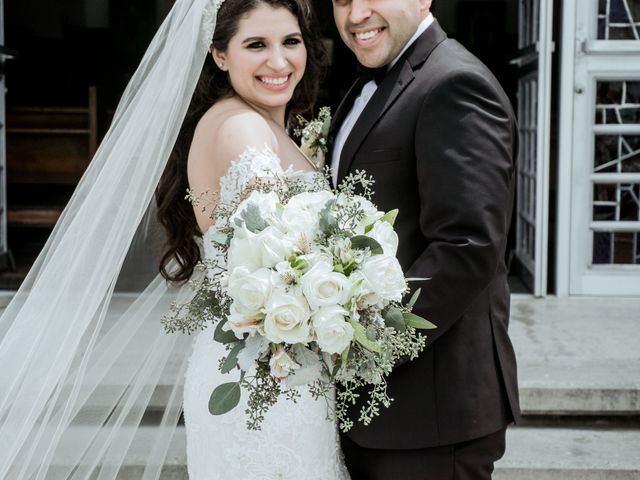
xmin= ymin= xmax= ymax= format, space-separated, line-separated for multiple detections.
xmin=352 ymin=26 xmax=386 ymax=47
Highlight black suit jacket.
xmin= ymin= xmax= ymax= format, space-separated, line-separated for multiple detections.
xmin=331 ymin=21 xmax=520 ymax=449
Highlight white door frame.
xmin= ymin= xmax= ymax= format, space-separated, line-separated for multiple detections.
xmin=557 ymin=0 xmax=640 ymax=295
xmin=513 ymin=0 xmax=554 ymax=297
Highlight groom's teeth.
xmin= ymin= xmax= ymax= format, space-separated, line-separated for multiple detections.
xmin=260 ymin=76 xmax=289 ymax=85
xmin=356 ymin=29 xmax=380 ymax=41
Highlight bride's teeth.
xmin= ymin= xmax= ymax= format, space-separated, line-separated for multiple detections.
xmin=260 ymin=76 xmax=288 ymax=86
xmin=356 ymin=30 xmax=379 ymax=41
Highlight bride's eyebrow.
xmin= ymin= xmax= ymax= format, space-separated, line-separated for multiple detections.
xmin=241 ymin=32 xmax=303 ymax=44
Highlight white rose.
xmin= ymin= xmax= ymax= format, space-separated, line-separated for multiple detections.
xmin=312 ymin=305 xmax=354 ymax=355
xmin=227 ymin=267 xmax=273 ymax=317
xmin=280 ymin=191 xmax=333 ymax=239
xmin=227 ymin=304 xmax=263 ymax=339
xmin=254 ymin=226 xmax=294 ymax=268
xmin=300 ymin=261 xmax=351 ymax=310
xmin=348 ymin=271 xmax=384 ymax=313
xmin=286 ymin=191 xmax=334 ymax=216
xmin=360 ymin=254 xmax=407 ymax=302
xmin=269 ymin=347 xmax=300 ymax=379
xmin=367 ymin=221 xmax=399 ymax=257
xmin=263 ymin=289 xmax=311 ymax=344
xmin=227 ymin=236 xmax=262 ymax=272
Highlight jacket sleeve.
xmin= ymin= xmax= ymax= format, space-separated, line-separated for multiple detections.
xmin=406 ymin=68 xmax=516 ymax=346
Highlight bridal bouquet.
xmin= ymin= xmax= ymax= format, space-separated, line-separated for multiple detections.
xmin=163 ymin=171 xmax=434 ymax=432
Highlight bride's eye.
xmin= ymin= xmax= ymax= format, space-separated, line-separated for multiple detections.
xmin=284 ymin=38 xmax=302 ymax=47
xmin=247 ymin=41 xmax=266 ymax=49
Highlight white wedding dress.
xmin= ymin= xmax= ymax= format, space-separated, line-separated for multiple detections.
xmin=183 ymin=147 xmax=350 ymax=480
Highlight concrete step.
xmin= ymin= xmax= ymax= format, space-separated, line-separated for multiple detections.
xmin=3 ymin=293 xmax=638 ymax=417
xmin=495 ymin=426 xmax=640 ymax=480
xmin=36 ymin=425 xmax=640 ymax=479
xmin=510 ymin=295 xmax=640 ymax=416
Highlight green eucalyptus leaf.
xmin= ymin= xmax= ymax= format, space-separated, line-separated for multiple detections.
xmin=348 ymin=318 xmax=382 ymax=353
xmin=221 ymin=342 xmax=244 ymax=374
xmin=380 ymin=209 xmax=399 ymax=226
xmin=340 ymin=345 xmax=350 ymax=365
xmin=366 ymin=210 xmax=399 ymax=233
xmin=366 ymin=324 xmax=378 ymax=341
xmin=406 ymin=288 xmax=422 ymax=310
xmin=240 ymin=202 xmax=268 ymax=233
xmin=383 ymin=307 xmax=406 ymax=332
xmin=319 ymin=200 xmax=336 ymax=234
xmin=350 ymin=235 xmax=384 ymax=255
xmin=403 ymin=312 xmax=437 ymax=330
xmin=214 ymin=320 xmax=238 ymax=344
xmin=209 ymin=382 xmax=241 ymax=415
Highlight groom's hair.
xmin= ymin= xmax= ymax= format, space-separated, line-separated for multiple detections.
xmin=156 ymin=0 xmax=327 ymax=284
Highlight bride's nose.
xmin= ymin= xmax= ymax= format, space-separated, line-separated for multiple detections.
xmin=266 ymin=46 xmax=288 ymax=71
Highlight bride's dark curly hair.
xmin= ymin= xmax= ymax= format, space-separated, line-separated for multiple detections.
xmin=156 ymin=0 xmax=326 ymax=283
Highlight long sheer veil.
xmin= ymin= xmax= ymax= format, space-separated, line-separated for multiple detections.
xmin=0 ymin=0 xmax=224 ymax=477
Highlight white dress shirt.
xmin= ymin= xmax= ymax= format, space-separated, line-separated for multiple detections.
xmin=331 ymin=13 xmax=435 ymax=187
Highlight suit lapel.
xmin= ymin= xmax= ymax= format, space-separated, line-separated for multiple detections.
xmin=337 ymin=20 xmax=449 ymax=184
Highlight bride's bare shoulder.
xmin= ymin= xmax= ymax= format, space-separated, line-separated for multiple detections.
xmin=195 ymin=98 xmax=278 ymax=160
xmin=186 ymin=98 xmax=279 ymax=231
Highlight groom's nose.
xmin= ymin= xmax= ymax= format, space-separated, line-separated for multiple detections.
xmin=347 ymin=0 xmax=373 ymax=25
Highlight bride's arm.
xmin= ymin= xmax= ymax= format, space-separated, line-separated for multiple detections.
xmin=187 ymin=108 xmax=279 ymax=232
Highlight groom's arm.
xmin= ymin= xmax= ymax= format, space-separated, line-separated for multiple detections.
xmin=405 ymin=68 xmax=515 ymax=347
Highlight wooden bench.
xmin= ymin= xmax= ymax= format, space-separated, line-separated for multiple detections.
xmin=6 ymin=87 xmax=97 ymax=227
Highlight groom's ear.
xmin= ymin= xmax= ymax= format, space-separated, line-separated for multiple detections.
xmin=421 ymin=0 xmax=433 ymax=14
xmin=211 ymin=48 xmax=228 ymax=71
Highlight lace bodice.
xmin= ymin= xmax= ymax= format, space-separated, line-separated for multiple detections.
xmin=202 ymin=146 xmax=312 ymax=263
xmin=183 ymin=146 xmax=349 ymax=480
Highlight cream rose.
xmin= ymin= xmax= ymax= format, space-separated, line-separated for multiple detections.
xmin=227 ymin=267 xmax=273 ymax=317
xmin=227 ymin=304 xmax=263 ymax=339
xmin=300 ymin=261 xmax=351 ymax=310
xmin=269 ymin=347 xmax=300 ymax=379
xmin=280 ymin=191 xmax=333 ymax=240
xmin=227 ymin=236 xmax=262 ymax=272
xmin=360 ymin=255 xmax=407 ymax=302
xmin=367 ymin=221 xmax=399 ymax=257
xmin=312 ymin=305 xmax=354 ymax=354
xmin=254 ymin=226 xmax=294 ymax=268
xmin=263 ymin=289 xmax=311 ymax=344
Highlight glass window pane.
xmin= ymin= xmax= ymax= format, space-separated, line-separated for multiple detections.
xmin=594 ymin=135 xmax=640 ymax=173
xmin=593 ymin=232 xmax=640 ymax=264
xmin=593 ymin=183 xmax=640 ymax=221
xmin=595 ymin=81 xmax=640 ymax=125
xmin=597 ymin=0 xmax=640 ymax=40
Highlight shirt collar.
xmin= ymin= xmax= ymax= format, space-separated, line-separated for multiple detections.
xmin=388 ymin=13 xmax=435 ymax=70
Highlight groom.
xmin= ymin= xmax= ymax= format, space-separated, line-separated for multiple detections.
xmin=329 ymin=0 xmax=520 ymax=478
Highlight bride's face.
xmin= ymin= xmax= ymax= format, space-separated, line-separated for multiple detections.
xmin=214 ymin=4 xmax=307 ymax=118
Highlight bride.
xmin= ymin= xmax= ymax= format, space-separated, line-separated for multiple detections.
xmin=0 ymin=0 xmax=349 ymax=478
xmin=158 ymin=0 xmax=348 ymax=478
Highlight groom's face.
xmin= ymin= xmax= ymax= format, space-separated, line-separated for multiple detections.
xmin=332 ymin=0 xmax=431 ymax=68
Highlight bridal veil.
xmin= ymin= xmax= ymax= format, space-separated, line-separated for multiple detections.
xmin=0 ymin=0 xmax=224 ymax=477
